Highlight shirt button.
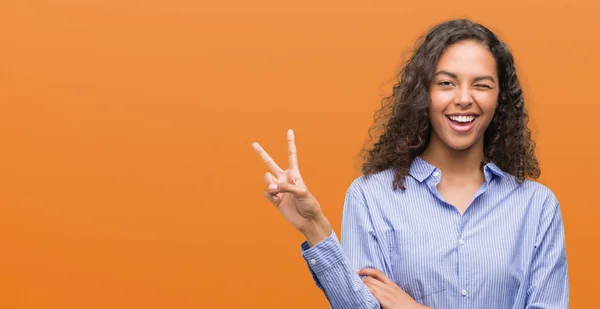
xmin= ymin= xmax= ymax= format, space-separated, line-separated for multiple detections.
xmin=310 ymin=259 xmax=317 ymax=266
xmin=459 ymin=239 xmax=465 ymax=245
xmin=461 ymin=289 xmax=468 ymax=296
xmin=432 ymin=171 xmax=440 ymax=177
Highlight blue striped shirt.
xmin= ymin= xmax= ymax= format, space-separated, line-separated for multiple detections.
xmin=300 ymin=156 xmax=569 ymax=308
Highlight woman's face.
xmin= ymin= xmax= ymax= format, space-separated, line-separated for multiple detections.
xmin=428 ymin=40 xmax=499 ymax=151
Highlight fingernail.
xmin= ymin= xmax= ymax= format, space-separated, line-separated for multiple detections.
xmin=269 ymin=184 xmax=277 ymax=191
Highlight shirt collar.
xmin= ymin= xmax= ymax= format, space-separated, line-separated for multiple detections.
xmin=408 ymin=156 xmax=506 ymax=183
xmin=483 ymin=161 xmax=506 ymax=180
xmin=408 ymin=156 xmax=437 ymax=182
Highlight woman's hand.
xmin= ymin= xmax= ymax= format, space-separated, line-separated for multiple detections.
xmin=358 ymin=268 xmax=430 ymax=309
xmin=252 ymin=129 xmax=332 ymax=246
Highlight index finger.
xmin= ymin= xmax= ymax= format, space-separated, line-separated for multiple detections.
xmin=287 ymin=129 xmax=299 ymax=170
xmin=356 ymin=268 xmax=393 ymax=284
xmin=252 ymin=142 xmax=284 ymax=176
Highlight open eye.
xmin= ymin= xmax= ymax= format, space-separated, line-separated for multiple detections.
xmin=437 ymin=81 xmax=453 ymax=87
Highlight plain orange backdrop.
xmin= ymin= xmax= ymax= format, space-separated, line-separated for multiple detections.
xmin=1 ymin=0 xmax=598 ymax=308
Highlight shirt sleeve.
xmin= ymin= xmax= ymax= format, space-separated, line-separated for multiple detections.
xmin=526 ymin=194 xmax=570 ymax=308
xmin=299 ymin=186 xmax=390 ymax=308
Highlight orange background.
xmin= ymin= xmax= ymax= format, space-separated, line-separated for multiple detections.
xmin=0 ymin=0 xmax=598 ymax=308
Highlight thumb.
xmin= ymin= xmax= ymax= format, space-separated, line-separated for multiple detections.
xmin=269 ymin=182 xmax=309 ymax=197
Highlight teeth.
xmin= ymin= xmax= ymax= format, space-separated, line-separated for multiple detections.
xmin=449 ymin=115 xmax=476 ymax=123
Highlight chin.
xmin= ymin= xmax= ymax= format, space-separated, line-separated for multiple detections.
xmin=443 ymin=137 xmax=477 ymax=151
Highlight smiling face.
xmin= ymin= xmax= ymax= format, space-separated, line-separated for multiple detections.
xmin=428 ymin=40 xmax=499 ymax=152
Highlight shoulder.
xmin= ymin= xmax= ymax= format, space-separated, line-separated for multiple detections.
xmin=512 ymin=180 xmax=565 ymax=245
xmin=343 ymin=168 xmax=423 ymax=207
xmin=505 ymin=176 xmax=559 ymax=205
xmin=488 ymin=161 xmax=559 ymax=207
xmin=346 ymin=168 xmax=396 ymax=198
xmin=526 ymin=180 xmax=559 ymax=202
xmin=495 ymin=176 xmax=561 ymax=220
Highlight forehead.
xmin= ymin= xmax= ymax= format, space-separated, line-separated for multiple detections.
xmin=434 ymin=40 xmax=497 ymax=77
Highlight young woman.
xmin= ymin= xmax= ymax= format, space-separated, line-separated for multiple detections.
xmin=252 ymin=19 xmax=569 ymax=309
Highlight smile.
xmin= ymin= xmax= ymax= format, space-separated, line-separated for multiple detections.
xmin=445 ymin=114 xmax=480 ymax=133
xmin=448 ymin=115 xmax=476 ymax=123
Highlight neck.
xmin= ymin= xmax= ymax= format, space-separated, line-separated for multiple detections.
xmin=420 ymin=133 xmax=485 ymax=181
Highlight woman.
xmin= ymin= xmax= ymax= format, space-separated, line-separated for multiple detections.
xmin=252 ymin=19 xmax=569 ymax=309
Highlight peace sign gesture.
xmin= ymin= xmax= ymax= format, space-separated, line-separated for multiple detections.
xmin=252 ymin=129 xmax=331 ymax=245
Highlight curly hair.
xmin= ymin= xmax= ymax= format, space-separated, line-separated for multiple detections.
xmin=361 ymin=19 xmax=540 ymax=190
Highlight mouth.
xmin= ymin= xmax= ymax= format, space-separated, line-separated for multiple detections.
xmin=445 ymin=114 xmax=480 ymax=133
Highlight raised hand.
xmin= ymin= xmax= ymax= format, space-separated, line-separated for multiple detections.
xmin=252 ymin=129 xmax=331 ymax=246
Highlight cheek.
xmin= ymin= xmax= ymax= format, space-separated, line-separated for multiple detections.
xmin=473 ymin=93 xmax=498 ymax=115
xmin=429 ymin=91 xmax=453 ymax=112
xmin=472 ymin=91 xmax=498 ymax=109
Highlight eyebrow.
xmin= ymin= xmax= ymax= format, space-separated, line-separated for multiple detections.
xmin=434 ymin=70 xmax=496 ymax=83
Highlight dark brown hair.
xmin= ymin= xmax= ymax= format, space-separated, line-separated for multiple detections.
xmin=361 ymin=19 xmax=540 ymax=190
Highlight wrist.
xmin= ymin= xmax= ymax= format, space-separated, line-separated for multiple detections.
xmin=300 ymin=215 xmax=332 ymax=247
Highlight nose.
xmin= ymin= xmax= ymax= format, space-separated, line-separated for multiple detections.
xmin=455 ymin=86 xmax=473 ymax=108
